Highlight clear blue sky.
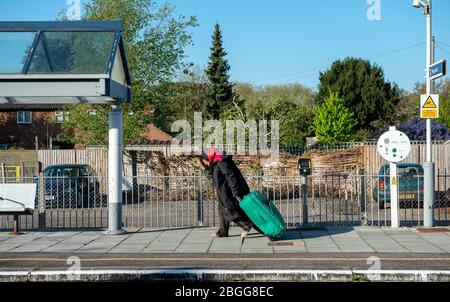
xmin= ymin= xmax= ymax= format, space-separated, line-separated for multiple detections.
xmin=1 ymin=0 xmax=449 ymax=92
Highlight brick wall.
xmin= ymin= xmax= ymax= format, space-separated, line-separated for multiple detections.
xmin=0 ymin=110 xmax=66 ymax=149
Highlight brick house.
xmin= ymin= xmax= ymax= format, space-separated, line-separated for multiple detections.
xmin=0 ymin=104 xmax=173 ymax=150
xmin=0 ymin=104 xmax=73 ymax=150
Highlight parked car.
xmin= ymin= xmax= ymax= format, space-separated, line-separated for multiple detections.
xmin=373 ymin=163 xmax=424 ymax=209
xmin=37 ymin=164 xmax=103 ymax=209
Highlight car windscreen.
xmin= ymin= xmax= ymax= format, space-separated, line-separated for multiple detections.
xmin=382 ymin=166 xmax=423 ymax=176
xmin=44 ymin=167 xmax=81 ymax=177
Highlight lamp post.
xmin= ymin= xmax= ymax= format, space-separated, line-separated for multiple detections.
xmin=413 ymin=0 xmax=434 ymax=227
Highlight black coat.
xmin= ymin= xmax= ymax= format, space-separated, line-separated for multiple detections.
xmin=211 ymin=155 xmax=250 ymax=214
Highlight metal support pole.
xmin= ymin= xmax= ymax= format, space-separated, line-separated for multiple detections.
xmin=424 ymin=0 xmax=434 ymax=227
xmin=302 ymin=175 xmax=308 ymax=225
xmin=390 ymin=162 xmax=399 ymax=228
xmin=106 ymin=103 xmax=125 ymax=235
xmin=12 ymin=214 xmax=20 ymax=235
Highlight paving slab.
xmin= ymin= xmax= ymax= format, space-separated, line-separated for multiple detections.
xmin=151 ymin=231 xmax=190 ymax=243
xmin=182 ymin=236 xmax=213 ymax=244
xmin=144 ymin=241 xmax=181 ymax=253
xmin=26 ymin=238 xmax=64 ymax=245
xmin=383 ymin=228 xmax=415 ymax=235
xmin=43 ymin=231 xmax=81 ymax=238
xmin=208 ymin=241 xmax=242 ymax=253
xmin=0 ymin=236 xmax=12 ymax=242
xmin=300 ymin=231 xmax=330 ymax=239
xmin=305 ymin=247 xmax=341 ymax=253
xmin=303 ymin=239 xmax=338 ymax=247
xmin=417 ymin=235 xmax=450 ymax=252
xmin=363 ymin=241 xmax=409 ymax=253
xmin=325 ymin=226 xmax=357 ymax=233
xmin=42 ymin=244 xmax=84 ymax=252
xmin=353 ymin=226 xmax=386 ymax=232
xmin=242 ymin=237 xmax=270 ymax=250
xmin=0 ymin=244 xmax=22 ymax=252
xmin=175 ymin=244 xmax=211 ymax=253
xmin=391 ymin=235 xmax=425 ymax=242
xmin=120 ymin=233 xmax=162 ymax=245
xmin=396 ymin=242 xmax=444 ymax=253
xmin=92 ymin=235 xmax=130 ymax=243
xmin=10 ymin=244 xmax=54 ymax=253
xmin=60 ymin=236 xmax=99 ymax=245
xmin=1 ymin=236 xmax=39 ymax=244
xmin=335 ymin=244 xmax=375 ymax=253
xmin=241 ymin=248 xmax=274 ymax=254
xmin=273 ymin=245 xmax=307 ymax=253
xmin=208 ymin=248 xmax=241 ymax=254
xmin=77 ymin=242 xmax=119 ymax=253
xmin=278 ymin=231 xmax=303 ymax=240
xmin=2 ymin=226 xmax=450 ymax=255
xmin=109 ymin=244 xmax=148 ymax=253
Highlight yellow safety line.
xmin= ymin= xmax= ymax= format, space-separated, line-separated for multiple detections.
xmin=1 ymin=257 xmax=450 ymax=262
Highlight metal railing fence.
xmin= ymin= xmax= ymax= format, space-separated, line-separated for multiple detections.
xmin=1 ymin=173 xmax=449 ymax=230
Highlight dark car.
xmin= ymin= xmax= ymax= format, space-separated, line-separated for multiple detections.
xmin=373 ymin=163 xmax=424 ymax=209
xmin=38 ymin=164 xmax=103 ymax=209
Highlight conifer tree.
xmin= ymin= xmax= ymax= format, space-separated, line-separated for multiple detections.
xmin=204 ymin=23 xmax=233 ymax=120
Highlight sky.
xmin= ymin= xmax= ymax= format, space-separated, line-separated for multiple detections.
xmin=0 ymin=0 xmax=449 ymax=92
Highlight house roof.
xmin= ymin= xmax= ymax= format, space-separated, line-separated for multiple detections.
xmin=141 ymin=124 xmax=173 ymax=144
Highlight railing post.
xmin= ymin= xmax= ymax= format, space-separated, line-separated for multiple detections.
xmin=38 ymin=173 xmax=46 ymax=229
xmin=197 ymin=174 xmax=204 ymax=226
xmin=344 ymin=174 xmax=349 ymax=223
xmin=302 ymin=175 xmax=308 ymax=225
xmin=360 ymin=169 xmax=367 ymax=226
xmin=1 ymin=163 xmax=5 ymax=183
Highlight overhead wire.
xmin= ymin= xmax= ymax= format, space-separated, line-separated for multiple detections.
xmin=248 ymin=42 xmax=426 ymax=85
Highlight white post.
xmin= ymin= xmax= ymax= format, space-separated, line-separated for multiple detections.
xmin=423 ymin=0 xmax=434 ymax=227
xmin=390 ymin=162 xmax=399 ymax=228
xmin=106 ymin=103 xmax=125 ymax=234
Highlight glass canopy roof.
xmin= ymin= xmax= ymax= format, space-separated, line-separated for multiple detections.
xmin=0 ymin=21 xmax=131 ymax=104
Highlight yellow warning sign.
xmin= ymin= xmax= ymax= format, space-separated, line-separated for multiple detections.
xmin=420 ymin=94 xmax=439 ymax=119
xmin=421 ymin=110 xmax=439 ymax=119
xmin=392 ymin=177 xmax=397 ymax=186
xmin=422 ymin=96 xmax=437 ymax=109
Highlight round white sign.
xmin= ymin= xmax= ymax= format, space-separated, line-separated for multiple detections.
xmin=377 ymin=130 xmax=411 ymax=163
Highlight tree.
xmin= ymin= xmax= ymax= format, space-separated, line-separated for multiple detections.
xmin=378 ymin=78 xmax=450 ymax=131
xmin=313 ymin=90 xmax=358 ymax=144
xmin=203 ymin=23 xmax=233 ymax=120
xmin=59 ymin=0 xmax=198 ymax=145
xmin=225 ymin=83 xmax=316 ymax=146
xmin=316 ymin=58 xmax=401 ymax=129
xmin=437 ymin=78 xmax=450 ymax=128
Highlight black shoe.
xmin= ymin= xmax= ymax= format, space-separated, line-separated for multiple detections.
xmin=212 ymin=232 xmax=228 ymax=238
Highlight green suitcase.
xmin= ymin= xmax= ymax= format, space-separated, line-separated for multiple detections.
xmin=239 ymin=190 xmax=286 ymax=241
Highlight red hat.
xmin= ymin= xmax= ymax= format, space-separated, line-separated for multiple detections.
xmin=206 ymin=147 xmax=223 ymax=163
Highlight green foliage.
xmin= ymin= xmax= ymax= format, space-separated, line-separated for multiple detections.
xmin=377 ymin=79 xmax=450 ymax=131
xmin=59 ymin=0 xmax=198 ymax=145
xmin=204 ymin=23 xmax=233 ymax=120
xmin=271 ymin=100 xmax=315 ymax=146
xmin=437 ymin=79 xmax=450 ymax=129
xmin=317 ymin=57 xmax=401 ymax=129
xmin=226 ymin=83 xmax=317 ymax=146
xmin=314 ymin=90 xmax=358 ymax=144
xmin=59 ymin=104 xmax=145 ymax=146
